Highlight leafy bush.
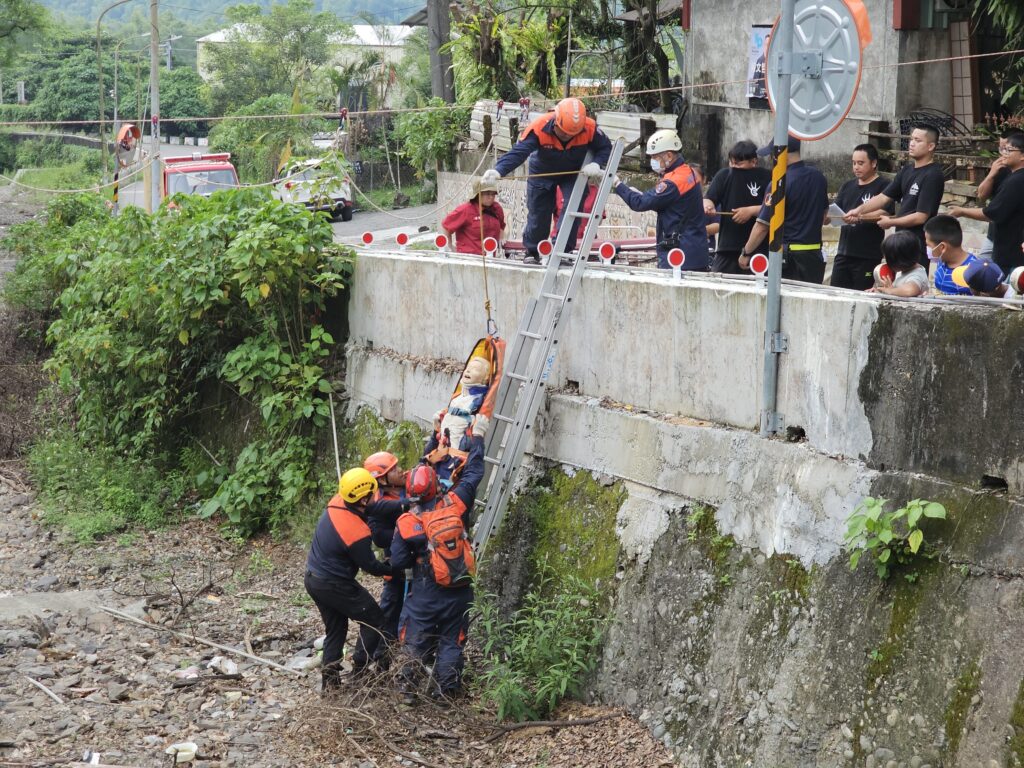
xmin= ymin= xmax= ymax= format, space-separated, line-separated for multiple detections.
xmin=844 ymin=497 xmax=947 ymax=580
xmin=474 ymin=568 xmax=606 ymax=722
xmin=9 ymin=189 xmax=354 ymax=535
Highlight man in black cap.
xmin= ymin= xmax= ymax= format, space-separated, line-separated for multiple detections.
xmin=739 ymin=136 xmax=829 ymax=284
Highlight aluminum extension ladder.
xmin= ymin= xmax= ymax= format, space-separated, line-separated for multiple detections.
xmin=473 ymin=138 xmax=626 ymax=554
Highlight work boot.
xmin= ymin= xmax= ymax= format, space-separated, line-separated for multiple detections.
xmin=397 ymin=680 xmax=417 ymax=706
xmin=523 ymin=253 xmax=540 ymax=265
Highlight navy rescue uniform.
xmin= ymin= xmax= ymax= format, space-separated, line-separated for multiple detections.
xmin=305 ymin=494 xmax=402 ymax=688
xmin=494 ymin=113 xmax=612 ymax=258
xmin=390 ymin=436 xmax=485 ymax=696
xmin=755 ymin=160 xmax=829 ymax=284
xmin=615 ymin=158 xmax=709 ymax=270
xmin=362 ymin=484 xmax=408 ymax=669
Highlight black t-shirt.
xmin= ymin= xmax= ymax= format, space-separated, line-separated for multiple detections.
xmin=756 ymin=161 xmax=829 ymax=246
xmin=982 ymin=167 xmax=1024 ymax=272
xmin=835 ymin=176 xmax=891 ymax=261
xmin=882 ymin=162 xmax=945 ymax=255
xmin=984 ymin=165 xmax=1011 ymax=240
xmin=705 ymin=166 xmax=772 ymax=253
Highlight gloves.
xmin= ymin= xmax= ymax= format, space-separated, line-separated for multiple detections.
xmin=582 ymin=162 xmax=602 ymax=179
xmin=432 ymin=409 xmax=444 ymax=432
xmin=481 ymin=169 xmax=501 ymax=183
xmin=471 ymin=414 xmax=490 ymax=438
xmin=612 ymin=176 xmax=622 ymax=187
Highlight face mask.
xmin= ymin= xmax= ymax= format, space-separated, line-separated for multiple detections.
xmin=926 ymin=246 xmax=942 ymax=262
xmin=650 ymin=158 xmax=662 ymax=173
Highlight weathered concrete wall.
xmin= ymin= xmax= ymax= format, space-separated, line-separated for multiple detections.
xmin=345 ymin=251 xmax=1024 ymax=766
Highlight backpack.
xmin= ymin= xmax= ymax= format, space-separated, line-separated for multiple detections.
xmin=420 ymin=501 xmax=476 ymax=587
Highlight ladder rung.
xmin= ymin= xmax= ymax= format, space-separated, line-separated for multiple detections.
xmin=520 ymin=331 xmax=543 ymax=340
xmin=507 ymin=372 xmax=529 ymax=382
xmin=493 ymin=414 xmax=514 ymax=424
xmin=541 ymin=292 xmax=567 ymax=300
xmin=484 ymin=455 xmax=500 ymax=465
xmin=566 ymin=211 xmax=591 ymax=218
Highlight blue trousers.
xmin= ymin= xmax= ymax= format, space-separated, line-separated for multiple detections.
xmin=351 ymin=573 xmax=406 ymax=668
xmin=524 ymin=176 xmax=583 ymax=256
xmin=398 ymin=580 xmax=472 ymax=694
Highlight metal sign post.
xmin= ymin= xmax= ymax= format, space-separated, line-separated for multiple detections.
xmin=760 ymin=0 xmax=796 ymax=438
xmin=759 ymin=0 xmax=870 ymax=437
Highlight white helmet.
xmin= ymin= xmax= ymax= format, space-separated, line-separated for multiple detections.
xmin=647 ymin=129 xmax=682 ymax=155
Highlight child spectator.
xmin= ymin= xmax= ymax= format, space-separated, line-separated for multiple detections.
xmin=951 ymin=259 xmax=1018 ymax=299
xmin=925 ymin=214 xmax=975 ymax=296
xmin=869 ymin=230 xmax=929 ymax=297
xmin=551 ymin=180 xmax=604 ymax=245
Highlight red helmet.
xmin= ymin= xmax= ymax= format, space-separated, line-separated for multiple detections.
xmin=554 ymin=98 xmax=587 ymax=137
xmin=363 ymin=451 xmax=399 ymax=479
xmin=406 ymin=464 xmax=439 ymax=502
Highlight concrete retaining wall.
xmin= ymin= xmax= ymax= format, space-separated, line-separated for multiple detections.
xmin=347 ymin=249 xmax=1024 ymax=516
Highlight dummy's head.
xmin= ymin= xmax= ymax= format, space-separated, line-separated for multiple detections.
xmin=461 ymin=356 xmax=490 ymax=388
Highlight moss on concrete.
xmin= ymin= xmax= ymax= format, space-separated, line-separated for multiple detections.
xmin=1007 ymin=677 xmax=1024 ymax=767
xmin=685 ymin=504 xmax=737 ymax=574
xmin=944 ymin=658 xmax=981 ymax=759
xmin=525 ymin=468 xmax=625 ymax=594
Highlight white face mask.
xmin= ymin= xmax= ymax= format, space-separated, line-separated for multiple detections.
xmin=650 ymin=158 xmax=662 ymax=173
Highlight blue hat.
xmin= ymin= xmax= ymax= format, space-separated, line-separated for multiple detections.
xmin=952 ymin=259 xmax=1004 ymax=294
xmin=757 ymin=136 xmax=802 ymax=157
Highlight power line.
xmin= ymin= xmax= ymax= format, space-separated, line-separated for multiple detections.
xmin=2 ymin=46 xmax=1022 ymax=130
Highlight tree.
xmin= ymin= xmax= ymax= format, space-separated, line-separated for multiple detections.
xmin=1 ymin=0 xmax=47 ymax=66
xmin=203 ymin=0 xmax=348 ymax=116
xmin=207 ymin=94 xmax=324 ymax=183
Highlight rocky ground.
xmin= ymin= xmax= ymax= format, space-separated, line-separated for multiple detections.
xmin=0 ymin=470 xmax=674 ymax=768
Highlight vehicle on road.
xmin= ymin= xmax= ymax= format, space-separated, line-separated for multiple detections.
xmin=163 ymin=153 xmax=240 ymax=198
xmin=273 ymin=157 xmax=354 ymax=222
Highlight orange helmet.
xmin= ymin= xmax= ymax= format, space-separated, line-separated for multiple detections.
xmin=554 ymin=98 xmax=587 ymax=137
xmin=363 ymin=451 xmax=399 ymax=479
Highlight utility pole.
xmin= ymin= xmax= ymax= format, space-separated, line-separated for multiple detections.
xmin=164 ymin=35 xmax=181 ymax=69
xmin=148 ymin=0 xmax=161 ymax=212
xmin=426 ymin=0 xmax=454 ymax=103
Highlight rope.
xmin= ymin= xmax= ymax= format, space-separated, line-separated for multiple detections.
xmin=3 ymin=46 xmax=1022 ymax=130
xmin=477 ymin=192 xmax=495 ymax=333
xmin=0 ymin=163 xmax=147 ymax=194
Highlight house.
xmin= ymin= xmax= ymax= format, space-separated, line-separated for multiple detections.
xmin=677 ymin=0 xmax=1004 ymax=174
xmin=196 ymin=23 xmax=416 ymax=109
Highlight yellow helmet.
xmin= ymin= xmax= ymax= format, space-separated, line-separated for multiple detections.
xmin=338 ymin=467 xmax=378 ymax=504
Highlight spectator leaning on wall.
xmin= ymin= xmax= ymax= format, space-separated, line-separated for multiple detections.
xmin=843 ymin=123 xmax=945 ymax=268
xmin=925 ymin=215 xmax=976 ymax=296
xmin=948 ymin=131 xmax=1024 ymax=275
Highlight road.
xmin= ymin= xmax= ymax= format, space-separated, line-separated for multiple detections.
xmin=331 ymin=201 xmax=442 ymax=246
xmin=116 ymin=178 xmax=442 ymax=249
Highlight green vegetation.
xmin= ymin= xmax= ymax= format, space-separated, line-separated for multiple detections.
xmin=4 ymin=189 xmax=354 ymax=537
xmin=686 ymin=504 xmax=737 ymax=571
xmin=393 ymin=98 xmax=472 ymax=180
xmin=1007 ymin=678 xmax=1024 ymax=766
xmin=28 ymin=432 xmax=186 ymax=542
xmin=944 ymin=658 xmax=982 ymax=759
xmin=844 ymin=497 xmax=947 ymax=580
xmin=475 ymin=567 xmax=606 ymax=722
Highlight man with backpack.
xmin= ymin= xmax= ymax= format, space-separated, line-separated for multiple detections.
xmin=390 ymin=426 xmax=486 ymax=704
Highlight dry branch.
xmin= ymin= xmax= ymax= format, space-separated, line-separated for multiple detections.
xmin=483 ymin=713 xmax=619 ymax=743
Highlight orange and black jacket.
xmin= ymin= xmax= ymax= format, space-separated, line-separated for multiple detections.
xmin=306 ymin=495 xmax=404 ymax=581
xmin=390 ymin=435 xmax=485 ymax=576
xmin=494 ymin=113 xmax=611 ymax=179
xmin=367 ymin=486 xmax=406 ymax=550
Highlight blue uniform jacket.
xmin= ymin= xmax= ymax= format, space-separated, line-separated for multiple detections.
xmin=390 ymin=435 xmax=485 ymax=575
xmin=615 ymin=158 xmax=709 ymax=269
xmin=494 ymin=117 xmax=611 ymax=179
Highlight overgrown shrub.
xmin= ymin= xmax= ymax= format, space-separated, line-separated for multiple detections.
xmin=8 ymin=189 xmax=354 ymax=535
xmin=474 ymin=567 xmax=606 ymax=722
